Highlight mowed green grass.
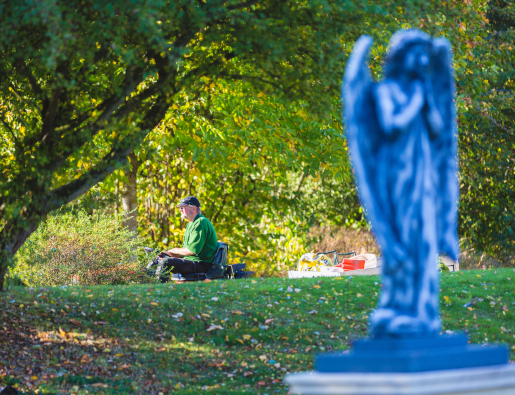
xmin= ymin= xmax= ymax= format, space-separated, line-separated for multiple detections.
xmin=1 ymin=269 xmax=514 ymax=394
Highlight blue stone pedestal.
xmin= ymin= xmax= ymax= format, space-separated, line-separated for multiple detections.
xmin=284 ymin=335 xmax=515 ymax=395
xmin=316 ymin=334 xmax=508 ymax=373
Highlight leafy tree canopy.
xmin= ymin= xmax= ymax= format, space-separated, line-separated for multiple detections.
xmin=0 ymin=0 xmax=356 ymax=289
xmin=0 ymin=0 xmax=501 ymax=289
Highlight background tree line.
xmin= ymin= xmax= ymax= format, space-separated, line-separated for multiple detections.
xmin=1 ymin=0 xmax=513 ymax=290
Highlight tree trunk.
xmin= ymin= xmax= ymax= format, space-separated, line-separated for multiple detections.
xmin=122 ymin=151 xmax=142 ymax=237
xmin=0 ymin=222 xmax=40 ymax=291
xmin=0 ymin=264 xmax=7 ymax=292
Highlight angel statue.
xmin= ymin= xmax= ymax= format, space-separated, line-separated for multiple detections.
xmin=344 ymin=30 xmax=459 ymax=338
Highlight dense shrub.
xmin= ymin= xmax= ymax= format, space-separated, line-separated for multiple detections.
xmin=310 ymin=226 xmax=381 ymax=257
xmin=11 ymin=210 xmax=152 ymax=287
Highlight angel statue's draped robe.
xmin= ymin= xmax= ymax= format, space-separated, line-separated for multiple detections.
xmin=344 ymin=30 xmax=459 ymax=338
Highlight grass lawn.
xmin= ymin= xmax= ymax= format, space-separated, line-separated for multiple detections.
xmin=1 ymin=268 xmax=514 ymax=394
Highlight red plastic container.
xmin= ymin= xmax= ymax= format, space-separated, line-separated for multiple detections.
xmin=335 ymin=259 xmax=365 ymax=271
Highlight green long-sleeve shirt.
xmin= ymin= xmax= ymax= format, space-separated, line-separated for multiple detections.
xmin=182 ymin=214 xmax=218 ymax=264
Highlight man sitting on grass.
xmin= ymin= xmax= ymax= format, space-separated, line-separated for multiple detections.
xmin=156 ymin=196 xmax=218 ymax=281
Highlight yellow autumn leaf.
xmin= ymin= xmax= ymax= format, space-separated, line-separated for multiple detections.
xmin=313 ymin=285 xmax=320 ymax=289
xmin=150 ymin=302 xmax=158 ymax=306
xmin=112 ymin=308 xmax=119 ymax=312
xmin=444 ymin=296 xmax=450 ymax=303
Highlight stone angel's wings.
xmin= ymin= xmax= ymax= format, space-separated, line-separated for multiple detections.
xmin=343 ymin=36 xmax=406 ymax=263
xmin=431 ymin=38 xmax=460 ymax=260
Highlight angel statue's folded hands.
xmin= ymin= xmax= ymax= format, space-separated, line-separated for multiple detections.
xmin=375 ymin=80 xmax=425 ymax=137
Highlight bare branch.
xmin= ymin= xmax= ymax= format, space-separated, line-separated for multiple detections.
xmin=226 ymin=72 xmax=282 ymax=90
xmin=15 ymin=61 xmax=43 ymax=99
xmin=40 ymin=86 xmax=63 ymax=141
xmin=42 ymin=99 xmax=171 ymax=212
xmin=0 ymin=111 xmax=18 ymax=144
xmin=486 ymin=113 xmax=515 ymax=136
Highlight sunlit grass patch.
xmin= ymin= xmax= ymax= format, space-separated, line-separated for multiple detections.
xmin=1 ymin=269 xmax=514 ymax=394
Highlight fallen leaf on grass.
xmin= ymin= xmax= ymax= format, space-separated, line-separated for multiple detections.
xmin=308 ymin=310 xmax=318 ymax=314
xmin=94 ymin=321 xmax=106 ymax=325
xmin=243 ymin=334 xmax=251 ymax=340
xmin=313 ymin=285 xmax=320 ymax=289
xmin=356 ymin=293 xmax=363 ymax=298
xmin=244 ymin=371 xmax=253 ymax=377
xmin=69 ymin=318 xmax=81 ymax=326
xmin=264 ymin=318 xmax=274 ymax=325
xmin=91 ymin=383 xmax=109 ymax=388
xmin=150 ymin=302 xmax=158 ymax=306
xmin=211 ymin=297 xmax=219 ymax=301
xmin=156 ymin=347 xmax=166 ymax=352
xmin=207 ymin=325 xmax=223 ymax=331
xmin=233 ymin=310 xmax=244 ymax=315
xmin=236 ymin=339 xmax=244 ymax=344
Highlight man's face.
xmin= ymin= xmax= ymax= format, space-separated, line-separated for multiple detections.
xmin=179 ymin=205 xmax=197 ymax=221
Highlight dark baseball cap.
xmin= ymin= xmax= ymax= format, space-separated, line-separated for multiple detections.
xmin=176 ymin=196 xmax=201 ymax=208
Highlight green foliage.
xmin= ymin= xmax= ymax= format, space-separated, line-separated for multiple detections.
xmin=11 ymin=210 xmax=150 ymax=287
xmin=438 ymin=257 xmax=451 ymax=273
xmin=0 ymin=0 xmax=353 ymax=288
xmin=80 ymin=0 xmax=497 ymax=275
xmin=457 ymin=0 xmax=515 ymax=259
xmin=1 ymin=0 xmax=511 ymax=290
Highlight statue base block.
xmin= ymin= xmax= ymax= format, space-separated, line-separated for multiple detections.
xmin=316 ymin=334 xmax=508 ymax=373
xmin=284 ymin=364 xmax=515 ymax=395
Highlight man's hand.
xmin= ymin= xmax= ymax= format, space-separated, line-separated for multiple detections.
xmin=166 ymin=247 xmax=195 ymax=258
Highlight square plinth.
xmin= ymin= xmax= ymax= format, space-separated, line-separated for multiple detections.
xmin=284 ymin=364 xmax=515 ymax=395
xmin=316 ymin=335 xmax=508 ymax=373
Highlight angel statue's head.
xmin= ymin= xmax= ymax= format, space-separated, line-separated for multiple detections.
xmin=384 ymin=29 xmax=432 ymax=80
